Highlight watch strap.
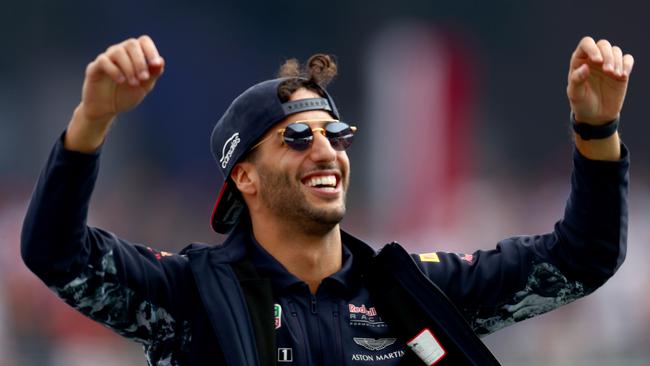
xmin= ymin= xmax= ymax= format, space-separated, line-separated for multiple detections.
xmin=571 ymin=113 xmax=619 ymax=140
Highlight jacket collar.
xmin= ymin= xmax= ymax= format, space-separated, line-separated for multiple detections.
xmin=182 ymin=221 xmax=378 ymax=269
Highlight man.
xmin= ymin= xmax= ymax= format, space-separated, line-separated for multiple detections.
xmin=22 ymin=35 xmax=632 ymax=365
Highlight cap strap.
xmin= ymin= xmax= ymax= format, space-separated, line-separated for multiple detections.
xmin=282 ymin=98 xmax=332 ymax=115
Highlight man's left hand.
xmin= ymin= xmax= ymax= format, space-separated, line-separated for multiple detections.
xmin=567 ymin=37 xmax=634 ymax=125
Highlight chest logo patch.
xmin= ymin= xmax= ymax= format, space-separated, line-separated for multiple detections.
xmin=274 ymin=303 xmax=282 ymax=329
xmin=353 ymin=337 xmax=397 ymax=351
xmin=348 ymin=303 xmax=386 ymax=327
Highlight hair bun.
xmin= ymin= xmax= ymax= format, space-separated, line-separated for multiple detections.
xmin=276 ymin=53 xmax=339 ymax=102
xmin=306 ymin=54 xmax=337 ymax=87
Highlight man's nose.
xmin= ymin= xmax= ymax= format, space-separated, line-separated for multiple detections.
xmin=309 ymin=130 xmax=337 ymax=162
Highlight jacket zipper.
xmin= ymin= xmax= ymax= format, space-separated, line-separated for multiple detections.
xmin=288 ymin=300 xmax=307 ymax=365
xmin=332 ymin=301 xmax=344 ymax=365
xmin=310 ymin=295 xmax=318 ymax=314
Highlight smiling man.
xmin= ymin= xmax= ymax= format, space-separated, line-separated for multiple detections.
xmin=22 ymin=35 xmax=632 ymax=365
xmin=220 ymin=83 xmax=354 ymax=294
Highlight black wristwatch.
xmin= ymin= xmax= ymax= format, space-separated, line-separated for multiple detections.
xmin=571 ymin=113 xmax=619 ymax=140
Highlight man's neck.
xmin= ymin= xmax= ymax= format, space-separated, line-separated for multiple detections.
xmin=251 ymin=216 xmax=343 ymax=294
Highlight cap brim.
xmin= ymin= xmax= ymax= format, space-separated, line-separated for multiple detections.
xmin=210 ymin=180 xmax=246 ymax=234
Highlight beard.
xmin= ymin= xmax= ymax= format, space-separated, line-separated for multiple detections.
xmin=256 ymin=162 xmax=347 ymax=236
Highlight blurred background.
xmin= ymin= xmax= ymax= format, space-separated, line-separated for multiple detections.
xmin=1 ymin=0 xmax=648 ymax=365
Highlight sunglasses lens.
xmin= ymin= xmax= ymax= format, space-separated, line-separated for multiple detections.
xmin=326 ymin=122 xmax=355 ymax=151
xmin=281 ymin=121 xmax=356 ymax=152
xmin=283 ymin=123 xmax=313 ymax=151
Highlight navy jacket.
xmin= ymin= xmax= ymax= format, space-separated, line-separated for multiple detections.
xmin=21 ymin=135 xmax=629 ymax=365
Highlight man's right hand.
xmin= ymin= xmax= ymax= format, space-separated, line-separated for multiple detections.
xmin=65 ymin=35 xmax=165 ymax=152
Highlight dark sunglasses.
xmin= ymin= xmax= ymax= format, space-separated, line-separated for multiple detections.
xmin=252 ymin=119 xmax=357 ymax=152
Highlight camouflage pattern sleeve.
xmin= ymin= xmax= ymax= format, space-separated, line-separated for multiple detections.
xmin=49 ymin=228 xmax=194 ymax=365
xmin=414 ymin=237 xmax=589 ymax=337
xmin=22 ymin=129 xmax=200 ymax=365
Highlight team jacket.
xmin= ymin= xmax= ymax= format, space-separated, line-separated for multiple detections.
xmin=21 ymin=135 xmax=629 ymax=365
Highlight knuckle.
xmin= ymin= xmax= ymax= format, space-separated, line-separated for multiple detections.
xmin=125 ymin=38 xmax=138 ymax=48
xmin=99 ymin=55 xmax=116 ymax=71
xmin=106 ymin=46 xmax=126 ymax=60
xmin=596 ymin=39 xmax=611 ymax=46
xmin=93 ymin=56 xmax=106 ymax=69
xmin=85 ymin=61 xmax=95 ymax=75
xmin=97 ymin=54 xmax=109 ymax=63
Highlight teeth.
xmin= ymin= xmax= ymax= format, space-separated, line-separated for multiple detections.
xmin=306 ymin=175 xmax=337 ymax=188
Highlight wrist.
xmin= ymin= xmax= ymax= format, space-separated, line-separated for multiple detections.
xmin=64 ymin=105 xmax=116 ymax=153
xmin=75 ymin=102 xmax=117 ymax=125
xmin=571 ymin=113 xmax=619 ymax=140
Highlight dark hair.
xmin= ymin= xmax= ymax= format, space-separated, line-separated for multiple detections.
xmin=277 ymin=54 xmax=338 ymax=102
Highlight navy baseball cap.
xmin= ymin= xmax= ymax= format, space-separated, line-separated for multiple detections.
xmin=210 ymin=77 xmax=340 ymax=233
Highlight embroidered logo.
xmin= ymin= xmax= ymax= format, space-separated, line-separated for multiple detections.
xmin=349 ymin=304 xmax=377 ymax=316
xmin=353 ymin=337 xmax=397 ymax=351
xmin=349 ymin=303 xmax=386 ymax=327
xmin=274 ymin=303 xmax=282 ymax=329
xmin=351 ymin=350 xmax=405 ymax=362
xmin=220 ymin=132 xmax=241 ymax=169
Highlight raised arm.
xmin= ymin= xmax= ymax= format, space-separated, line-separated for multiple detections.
xmin=21 ymin=37 xmax=192 ymax=356
xmin=414 ymin=37 xmax=632 ymax=336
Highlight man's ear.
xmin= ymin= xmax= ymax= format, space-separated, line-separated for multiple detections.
xmin=230 ymin=162 xmax=257 ymax=195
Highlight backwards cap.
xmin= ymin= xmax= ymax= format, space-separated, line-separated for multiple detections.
xmin=209 ymin=77 xmax=340 ymax=233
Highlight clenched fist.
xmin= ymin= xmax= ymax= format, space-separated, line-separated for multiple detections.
xmin=567 ymin=36 xmax=634 ymax=125
xmin=65 ymin=35 xmax=165 ymax=152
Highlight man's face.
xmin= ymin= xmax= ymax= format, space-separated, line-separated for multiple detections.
xmin=251 ymin=88 xmax=351 ymax=235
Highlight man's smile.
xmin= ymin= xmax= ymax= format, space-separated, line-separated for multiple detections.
xmin=300 ymin=170 xmax=343 ymax=197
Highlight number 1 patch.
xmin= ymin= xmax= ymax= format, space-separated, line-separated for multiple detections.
xmin=278 ymin=348 xmax=293 ymax=362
